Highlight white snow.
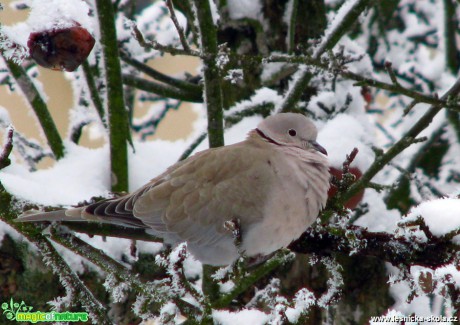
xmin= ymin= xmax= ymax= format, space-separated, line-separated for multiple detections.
xmin=227 ymin=0 xmax=262 ymax=20
xmin=313 ymin=0 xmax=362 ymax=57
xmin=402 ymin=197 xmax=460 ymax=239
xmin=353 ymin=190 xmax=401 ymax=232
xmin=1 ymin=0 xmax=94 ymax=51
xmin=0 ymin=141 xmax=110 ymax=206
xmin=226 ymin=87 xmax=283 ymax=117
xmin=285 ymin=288 xmax=316 ymax=322
xmin=208 ymin=0 xmax=220 ymax=24
xmin=212 ymin=309 xmax=269 ymax=325
xmin=317 ymin=114 xmax=374 ymax=171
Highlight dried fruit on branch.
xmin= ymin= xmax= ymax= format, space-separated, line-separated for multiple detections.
xmin=28 ymin=24 xmax=95 ymax=72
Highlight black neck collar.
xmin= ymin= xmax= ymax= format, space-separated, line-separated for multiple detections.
xmin=255 ymin=128 xmax=281 ymax=146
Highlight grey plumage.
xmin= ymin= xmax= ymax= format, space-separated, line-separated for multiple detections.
xmin=17 ymin=113 xmax=330 ymax=266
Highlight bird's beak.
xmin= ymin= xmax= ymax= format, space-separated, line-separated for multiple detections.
xmin=311 ymin=141 xmax=327 ymax=156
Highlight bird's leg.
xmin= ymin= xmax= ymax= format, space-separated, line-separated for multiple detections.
xmin=224 ymin=218 xmax=245 ymax=257
xmin=224 ymin=218 xmax=253 ymax=273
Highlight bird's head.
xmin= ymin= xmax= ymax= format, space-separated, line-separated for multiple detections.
xmin=256 ymin=113 xmax=327 ymax=155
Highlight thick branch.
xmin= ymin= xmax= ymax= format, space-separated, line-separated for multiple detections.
xmin=193 ymin=0 xmax=225 ymax=148
xmin=1 ymin=55 xmax=65 ymax=159
xmin=289 ymin=225 xmax=458 ymax=269
xmin=122 ymin=74 xmax=203 ymax=103
xmin=444 ymin=0 xmax=459 ymax=74
xmin=96 ymin=0 xmax=130 ymax=192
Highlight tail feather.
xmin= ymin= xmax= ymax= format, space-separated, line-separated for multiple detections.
xmin=16 ymin=208 xmax=85 ymax=223
xmin=16 ymin=207 xmax=149 ymax=229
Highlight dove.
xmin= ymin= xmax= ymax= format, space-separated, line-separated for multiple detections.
xmin=17 ymin=113 xmax=330 ymax=266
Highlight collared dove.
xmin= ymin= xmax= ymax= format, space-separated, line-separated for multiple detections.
xmin=17 ymin=113 xmax=330 ymax=266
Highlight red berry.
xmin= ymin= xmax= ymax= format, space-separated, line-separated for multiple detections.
xmin=328 ymin=166 xmax=364 ymax=210
xmin=28 ymin=24 xmax=95 ymax=72
xmin=361 ymin=86 xmax=372 ymax=110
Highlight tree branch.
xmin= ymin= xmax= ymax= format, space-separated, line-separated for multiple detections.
xmin=95 ymin=0 xmax=131 ymax=193
xmin=192 ymin=0 xmax=225 ymax=148
xmin=82 ymin=60 xmax=106 ymax=126
xmin=278 ymin=0 xmax=372 ymax=112
xmin=1 ymin=55 xmax=65 ymax=159
xmin=122 ymin=74 xmax=203 ymax=102
xmin=0 ymin=192 xmax=110 ymax=324
xmin=0 ymin=127 xmax=13 ymax=170
xmin=130 ymin=23 xmax=201 ymax=57
xmin=212 ymin=251 xmax=295 ymax=308
xmin=289 ymin=225 xmax=459 ymax=269
xmin=119 ymin=51 xmax=202 ymax=93
xmin=165 ymin=0 xmax=192 ymax=52
xmin=264 ymin=54 xmax=458 ymax=109
xmin=341 ymin=76 xmax=460 ymax=206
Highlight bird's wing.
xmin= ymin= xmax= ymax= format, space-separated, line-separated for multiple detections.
xmin=18 ymin=142 xmax=279 ymax=247
xmin=132 ymin=143 xmax=277 ymax=246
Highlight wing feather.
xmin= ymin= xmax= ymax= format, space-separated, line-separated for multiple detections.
xmin=133 ymin=142 xmax=277 ymax=246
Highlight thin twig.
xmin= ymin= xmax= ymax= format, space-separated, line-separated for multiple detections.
xmin=287 ymin=0 xmax=299 ymax=53
xmin=178 ymin=132 xmax=207 ymax=161
xmin=120 ymin=50 xmax=201 ymax=93
xmin=212 ymin=251 xmax=295 ymax=308
xmin=82 ymin=60 xmax=106 ymax=126
xmin=403 ymin=99 xmax=420 ymax=116
xmin=131 ymin=23 xmax=201 ymax=57
xmin=278 ymin=0 xmax=372 ymax=112
xmin=384 ymin=61 xmax=399 ymax=85
xmin=165 ymin=0 xmax=192 ymax=52
xmin=342 ymin=76 xmax=460 ymax=210
xmin=262 ymin=54 xmax=459 ymax=109
xmin=342 ymin=147 xmax=359 ymax=173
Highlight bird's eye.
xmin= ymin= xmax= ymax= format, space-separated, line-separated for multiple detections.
xmin=288 ymin=129 xmax=297 ymax=136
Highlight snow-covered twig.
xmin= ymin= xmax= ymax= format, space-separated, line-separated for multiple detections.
xmin=342 ymin=76 xmax=460 ymax=204
xmin=0 ymin=126 xmax=13 ymax=170
xmin=0 ymin=205 xmax=109 ymax=324
xmin=265 ymin=54 xmax=457 ymax=109
xmin=129 ymin=22 xmax=200 ymax=57
xmin=289 ymin=224 xmax=459 ymax=269
xmin=278 ymin=0 xmax=372 ymax=112
xmin=165 ymin=0 xmax=192 ymax=53
xmin=213 ymin=251 xmax=295 ymax=309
